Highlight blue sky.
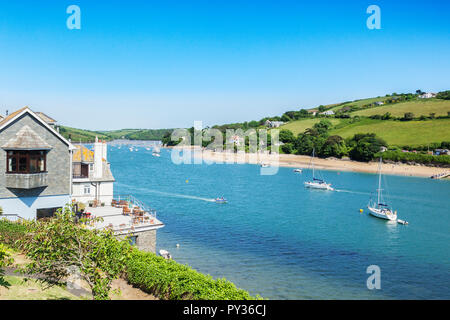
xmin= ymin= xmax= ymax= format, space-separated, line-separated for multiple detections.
xmin=0 ymin=0 xmax=449 ymax=130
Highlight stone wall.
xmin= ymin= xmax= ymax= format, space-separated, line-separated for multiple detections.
xmin=135 ymin=229 xmax=157 ymax=253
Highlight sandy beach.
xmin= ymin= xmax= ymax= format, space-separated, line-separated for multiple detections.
xmin=166 ymin=147 xmax=449 ymax=178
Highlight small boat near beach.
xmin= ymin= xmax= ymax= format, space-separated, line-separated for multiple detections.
xmin=159 ymin=249 xmax=172 ymax=260
xmin=261 ymin=163 xmax=270 ymax=168
xmin=304 ymin=149 xmax=334 ymax=191
xmin=293 ymin=168 xmax=302 ymax=173
xmin=367 ymin=158 xmax=398 ymax=221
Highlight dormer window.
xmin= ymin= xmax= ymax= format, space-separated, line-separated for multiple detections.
xmin=7 ymin=150 xmax=46 ymax=173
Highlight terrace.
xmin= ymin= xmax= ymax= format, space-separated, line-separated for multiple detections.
xmin=83 ymin=194 xmax=164 ymax=235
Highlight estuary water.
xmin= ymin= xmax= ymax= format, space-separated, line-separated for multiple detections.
xmin=109 ymin=146 xmax=450 ymax=299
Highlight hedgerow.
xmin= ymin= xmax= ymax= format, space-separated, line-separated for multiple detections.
xmin=377 ymin=150 xmax=450 ymax=166
xmin=0 ymin=218 xmax=259 ymax=300
xmin=125 ymin=249 xmax=260 ymax=300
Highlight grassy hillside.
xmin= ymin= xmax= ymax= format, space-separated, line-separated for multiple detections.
xmin=351 ymin=99 xmax=450 ymax=117
xmin=59 ymin=126 xmax=110 ymax=143
xmin=329 ymin=118 xmax=450 ymax=146
xmin=327 ymin=96 xmax=395 ymax=112
xmin=59 ymin=127 xmax=173 ymax=142
xmin=279 ymin=118 xmax=341 ymax=135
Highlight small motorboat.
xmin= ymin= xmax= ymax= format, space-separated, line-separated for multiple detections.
xmin=159 ymin=249 xmax=172 ymax=260
xmin=293 ymin=168 xmax=302 ymax=173
xmin=152 ymin=152 xmax=161 ymax=157
xmin=215 ymin=197 xmax=227 ymax=203
xmin=260 ymin=163 xmax=270 ymax=168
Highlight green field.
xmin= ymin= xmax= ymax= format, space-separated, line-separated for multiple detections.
xmin=59 ymin=126 xmax=110 ymax=143
xmin=279 ymin=118 xmax=341 ymax=135
xmin=327 ymin=96 xmax=395 ymax=112
xmin=352 ymin=99 xmax=450 ymax=117
xmin=329 ymin=118 xmax=450 ymax=146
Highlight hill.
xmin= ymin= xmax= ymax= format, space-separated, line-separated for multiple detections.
xmin=351 ymin=99 xmax=450 ymax=117
xmin=329 ymin=118 xmax=450 ymax=147
xmin=59 ymin=127 xmax=173 ymax=143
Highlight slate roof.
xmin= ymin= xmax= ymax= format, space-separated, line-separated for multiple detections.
xmin=1 ymin=125 xmax=52 ymax=150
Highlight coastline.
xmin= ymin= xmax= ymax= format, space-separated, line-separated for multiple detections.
xmin=164 ymin=147 xmax=449 ymax=178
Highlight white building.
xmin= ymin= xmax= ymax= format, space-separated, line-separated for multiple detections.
xmin=265 ymin=120 xmax=285 ymax=128
xmin=320 ymin=110 xmax=335 ymax=115
xmin=418 ymin=93 xmax=437 ymax=99
xmin=71 ymin=137 xmax=115 ymax=206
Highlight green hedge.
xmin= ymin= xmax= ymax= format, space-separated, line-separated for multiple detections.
xmin=377 ymin=150 xmax=450 ymax=166
xmin=125 ymin=249 xmax=260 ymax=300
xmin=0 ymin=219 xmax=27 ymax=248
xmin=0 ymin=219 xmax=260 ymax=300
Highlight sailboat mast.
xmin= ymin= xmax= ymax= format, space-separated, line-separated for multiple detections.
xmin=312 ymin=148 xmax=315 ymax=179
xmin=377 ymin=157 xmax=382 ymax=205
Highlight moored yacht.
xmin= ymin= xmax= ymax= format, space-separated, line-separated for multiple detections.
xmin=367 ymin=158 xmax=397 ymax=221
xmin=304 ymin=149 xmax=334 ymax=191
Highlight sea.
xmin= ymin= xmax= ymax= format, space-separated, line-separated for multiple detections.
xmin=109 ymin=145 xmax=450 ymax=299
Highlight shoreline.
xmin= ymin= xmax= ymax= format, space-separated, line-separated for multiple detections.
xmin=164 ymin=147 xmax=449 ymax=178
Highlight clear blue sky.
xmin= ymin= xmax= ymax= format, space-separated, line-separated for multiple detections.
xmin=0 ymin=0 xmax=449 ymax=130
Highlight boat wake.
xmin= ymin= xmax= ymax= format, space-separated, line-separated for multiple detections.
xmin=334 ymin=189 xmax=372 ymax=196
xmin=116 ymin=182 xmax=215 ymax=202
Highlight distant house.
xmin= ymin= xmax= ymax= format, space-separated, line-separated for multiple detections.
xmin=418 ymin=93 xmax=437 ymax=99
xmin=265 ymin=120 xmax=284 ymax=128
xmin=308 ymin=109 xmax=318 ymax=116
xmin=71 ymin=137 xmax=115 ymax=205
xmin=0 ymin=107 xmax=75 ymax=220
xmin=320 ymin=110 xmax=335 ymax=116
xmin=375 ymin=101 xmax=384 ymax=106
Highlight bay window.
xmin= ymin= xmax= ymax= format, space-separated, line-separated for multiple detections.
xmin=6 ymin=150 xmax=47 ymax=174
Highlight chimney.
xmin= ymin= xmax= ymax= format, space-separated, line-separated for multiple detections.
xmin=93 ymin=136 xmax=103 ymax=178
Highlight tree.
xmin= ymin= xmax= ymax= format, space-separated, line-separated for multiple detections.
xmin=319 ymin=135 xmax=347 ymax=158
xmin=318 ymin=105 xmax=326 ymax=112
xmin=416 ymin=89 xmax=424 ymax=95
xmin=436 ymin=90 xmax=450 ymax=100
xmin=20 ymin=205 xmax=132 ymax=300
xmin=348 ymin=133 xmax=387 ymax=162
xmin=279 ymin=129 xmax=295 ymax=144
xmin=298 ymin=109 xmax=310 ymax=118
xmin=403 ymin=112 xmax=415 ymax=121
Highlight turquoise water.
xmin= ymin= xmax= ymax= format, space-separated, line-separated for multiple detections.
xmin=110 ymin=147 xmax=450 ymax=299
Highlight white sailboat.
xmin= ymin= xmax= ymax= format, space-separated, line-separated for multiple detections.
xmin=304 ymin=149 xmax=334 ymax=191
xmin=367 ymin=158 xmax=397 ymax=221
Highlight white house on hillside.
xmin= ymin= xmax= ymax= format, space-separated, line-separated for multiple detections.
xmin=320 ymin=110 xmax=335 ymax=116
xmin=71 ymin=137 xmax=115 ymax=206
xmin=419 ymin=93 xmax=437 ymax=99
xmin=265 ymin=120 xmax=284 ymax=128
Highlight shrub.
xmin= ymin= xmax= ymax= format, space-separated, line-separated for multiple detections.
xmin=19 ymin=205 xmax=132 ymax=300
xmin=125 ymin=249 xmax=259 ymax=300
xmin=0 ymin=219 xmax=27 ymax=248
